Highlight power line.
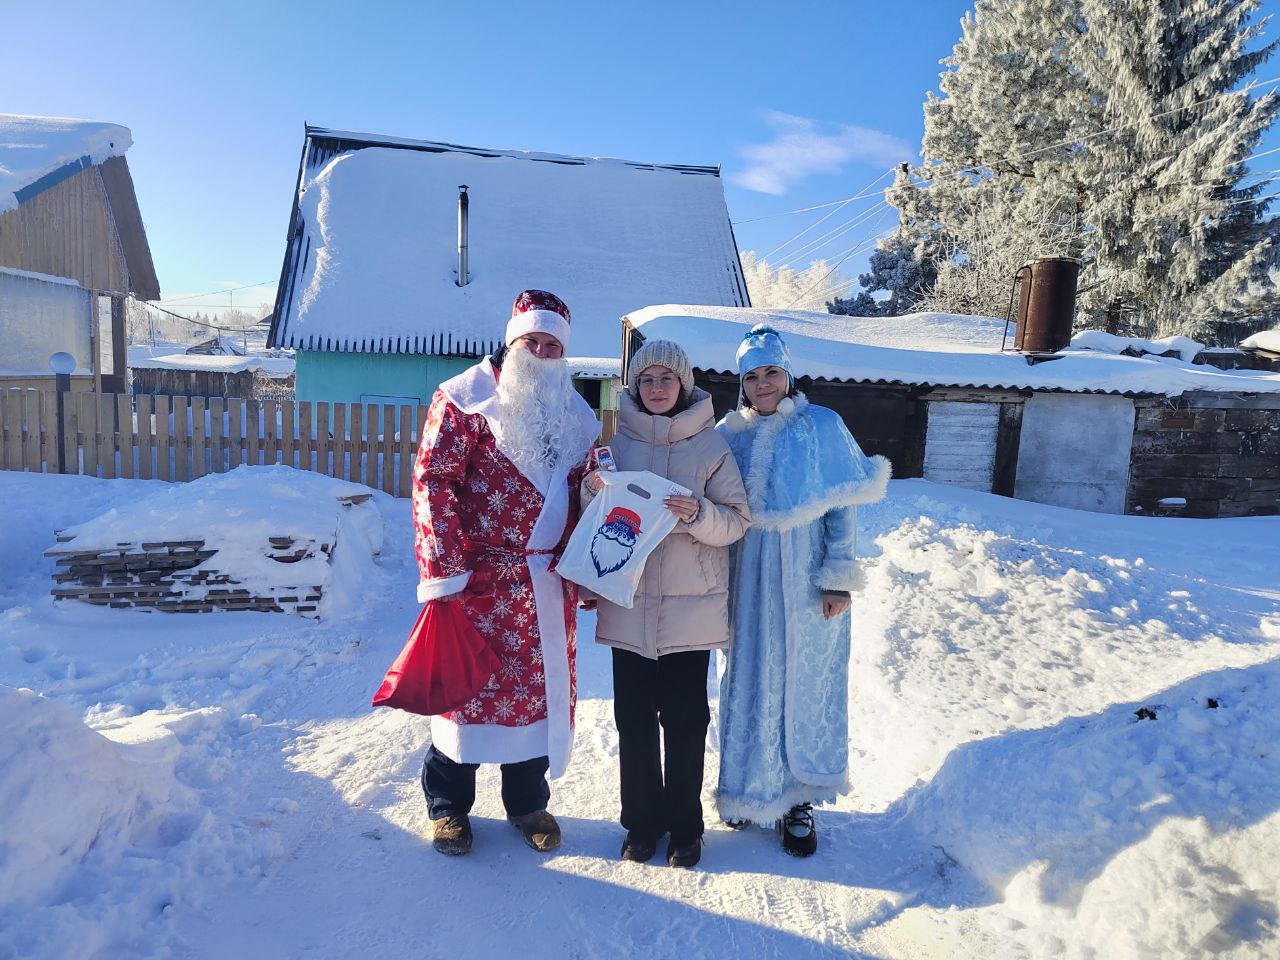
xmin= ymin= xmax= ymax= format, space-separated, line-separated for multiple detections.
xmin=757 ymin=168 xmax=895 ymax=260
xmin=158 ymin=280 xmax=276 ymax=304
xmin=141 ymin=300 xmax=263 ymax=333
xmin=778 ymin=200 xmax=891 ymax=269
xmin=784 ymin=215 xmax=898 ymax=309
xmin=900 ymin=73 xmax=1280 ymax=195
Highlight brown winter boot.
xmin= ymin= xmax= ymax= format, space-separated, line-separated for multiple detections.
xmin=508 ymin=809 xmax=562 ymax=852
xmin=431 ymin=814 xmax=473 ymax=856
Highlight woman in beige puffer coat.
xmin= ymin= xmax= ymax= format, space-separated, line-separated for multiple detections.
xmin=581 ymin=339 xmax=750 ymax=870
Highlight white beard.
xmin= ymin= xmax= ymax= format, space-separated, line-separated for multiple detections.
xmin=494 ymin=346 xmax=577 ymax=479
xmin=590 ymin=528 xmax=635 ymax=577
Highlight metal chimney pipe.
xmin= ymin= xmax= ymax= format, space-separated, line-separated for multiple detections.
xmin=456 ymin=185 xmax=470 ymax=287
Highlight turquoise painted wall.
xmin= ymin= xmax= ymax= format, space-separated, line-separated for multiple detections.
xmin=295 ymin=351 xmax=473 ymax=405
xmin=295 ymin=350 xmax=622 ymax=414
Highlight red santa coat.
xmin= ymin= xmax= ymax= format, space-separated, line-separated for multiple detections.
xmin=412 ymin=358 xmax=600 ymax=778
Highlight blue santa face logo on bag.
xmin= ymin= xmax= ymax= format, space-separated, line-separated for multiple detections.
xmin=590 ymin=507 xmax=642 ymax=577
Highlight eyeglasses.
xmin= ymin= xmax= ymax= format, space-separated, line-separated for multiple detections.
xmin=637 ymin=375 xmax=679 ymax=390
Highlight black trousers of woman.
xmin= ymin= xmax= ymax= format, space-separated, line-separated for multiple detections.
xmin=611 ymin=647 xmax=712 ymax=845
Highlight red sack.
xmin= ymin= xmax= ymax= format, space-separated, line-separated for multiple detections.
xmin=371 ymin=599 xmax=500 ymax=716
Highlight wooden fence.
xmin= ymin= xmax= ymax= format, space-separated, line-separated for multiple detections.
xmin=0 ymin=389 xmax=618 ymax=498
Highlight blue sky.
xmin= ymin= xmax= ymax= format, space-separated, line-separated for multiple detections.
xmin=4 ymin=0 xmax=1279 ymax=314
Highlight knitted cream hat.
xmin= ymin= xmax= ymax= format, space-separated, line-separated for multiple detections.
xmin=628 ymin=339 xmax=694 ymax=395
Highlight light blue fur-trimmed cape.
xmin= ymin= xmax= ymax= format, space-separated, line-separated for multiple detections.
xmin=715 ymin=394 xmax=890 ymax=822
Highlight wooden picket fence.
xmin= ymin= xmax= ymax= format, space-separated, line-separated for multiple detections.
xmin=0 ymin=389 xmax=618 ymax=498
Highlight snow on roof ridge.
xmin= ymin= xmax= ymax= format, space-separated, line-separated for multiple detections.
xmin=0 ymin=114 xmax=132 ymax=213
xmin=304 ymin=125 xmax=720 ymax=175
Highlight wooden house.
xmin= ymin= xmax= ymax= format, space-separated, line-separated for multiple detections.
xmin=267 ymin=126 xmax=748 ymax=410
xmin=0 ymin=115 xmax=160 ymax=392
xmin=624 ymin=305 xmax=1280 ymax=519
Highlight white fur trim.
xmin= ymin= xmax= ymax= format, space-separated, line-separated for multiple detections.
xmin=505 ymin=309 xmax=571 ymax=350
xmin=751 ymin=458 xmax=892 ymax=532
xmin=417 ymin=571 xmax=472 ymax=603
xmin=741 ymin=394 xmax=809 ymax=518
xmin=814 ymin=559 xmax=864 ymax=594
xmin=714 ymin=781 xmax=846 ymax=826
xmin=430 ymin=716 xmax=550 ymax=765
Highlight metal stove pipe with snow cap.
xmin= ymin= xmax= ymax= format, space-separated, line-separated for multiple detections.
xmin=456 ymin=184 xmax=470 ymax=287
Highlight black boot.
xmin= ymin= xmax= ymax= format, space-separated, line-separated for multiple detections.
xmin=780 ymin=804 xmax=817 ymax=857
xmin=620 ymin=831 xmax=659 ymax=863
xmin=667 ymin=835 xmax=703 ymax=869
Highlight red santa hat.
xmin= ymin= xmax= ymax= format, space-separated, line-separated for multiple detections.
xmin=605 ymin=507 xmax=642 ymax=535
xmin=505 ymin=289 xmax=572 ymax=351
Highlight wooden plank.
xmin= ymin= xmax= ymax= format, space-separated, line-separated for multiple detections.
xmin=173 ymin=395 xmax=189 ymax=482
xmin=246 ymin=400 xmax=261 ymax=466
xmin=2 ymin=390 xmax=18 ymax=469
xmin=331 ymin=403 xmax=347 ymax=480
xmin=298 ymin=401 xmax=312 ymax=473
xmin=190 ymin=395 xmax=207 ymax=479
xmin=21 ymin=390 xmax=41 ymax=470
xmin=281 ymin=401 xmax=295 ymax=469
xmin=228 ymin=398 xmax=244 ymax=469
xmin=116 ymin=393 xmax=134 ymax=479
xmin=209 ymin=397 xmax=226 ymax=473
xmin=992 ymin=402 xmax=1024 ymax=498
xmin=382 ymin=405 xmax=395 ymax=495
xmin=397 ymin=404 xmax=413 ymax=496
xmin=61 ymin=390 xmax=78 ymax=476
xmin=79 ymin=391 xmax=98 ymax=478
xmin=154 ymin=394 xmax=171 ymax=481
xmin=315 ymin=401 xmax=330 ymax=478
xmin=352 ymin=403 xmax=366 ymax=486
xmin=39 ymin=391 xmax=58 ymax=473
xmin=136 ymin=394 xmax=153 ymax=480
xmin=98 ymin=393 xmax=116 ymax=478
xmin=262 ymin=399 xmax=279 ymax=466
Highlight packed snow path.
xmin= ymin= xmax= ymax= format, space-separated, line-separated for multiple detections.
xmin=1 ymin=472 xmax=1278 ymax=959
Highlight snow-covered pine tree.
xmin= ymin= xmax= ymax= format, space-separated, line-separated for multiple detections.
xmin=884 ymin=0 xmax=1091 ymax=319
xmin=1074 ymin=0 xmax=1280 ymax=340
xmin=830 ymin=225 xmax=938 ymax=315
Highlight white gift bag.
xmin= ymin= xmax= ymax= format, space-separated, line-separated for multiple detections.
xmin=557 ymin=470 xmax=692 ymax=608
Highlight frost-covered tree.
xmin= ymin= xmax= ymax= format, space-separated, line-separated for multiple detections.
xmin=888 ymin=0 xmax=1279 ymax=340
xmin=831 ymin=227 xmax=938 ymax=315
xmin=739 ymin=250 xmax=844 ymax=310
xmin=1074 ymin=0 xmax=1280 ymax=339
xmin=887 ymin=0 xmax=1091 ymax=318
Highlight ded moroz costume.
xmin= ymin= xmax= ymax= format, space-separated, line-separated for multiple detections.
xmin=412 ymin=290 xmax=600 ymax=854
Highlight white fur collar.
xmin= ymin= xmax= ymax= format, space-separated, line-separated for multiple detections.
xmin=721 ymin=393 xmax=805 ymax=433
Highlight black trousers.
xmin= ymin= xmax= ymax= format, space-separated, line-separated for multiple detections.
xmin=420 ymin=744 xmax=550 ymax=821
xmin=611 ymin=647 xmax=712 ymax=845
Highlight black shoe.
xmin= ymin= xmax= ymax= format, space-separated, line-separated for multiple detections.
xmin=779 ymin=803 xmax=817 ymax=857
xmin=620 ymin=831 xmax=658 ymax=863
xmin=722 ymin=817 xmax=749 ymax=831
xmin=667 ymin=835 xmax=703 ymax=869
xmin=431 ymin=814 xmax=473 ymax=856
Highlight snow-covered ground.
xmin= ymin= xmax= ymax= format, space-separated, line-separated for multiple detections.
xmin=2 ymin=469 xmax=1278 ymax=960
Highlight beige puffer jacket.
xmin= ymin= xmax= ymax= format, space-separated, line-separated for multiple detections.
xmin=584 ymin=388 xmax=751 ymax=659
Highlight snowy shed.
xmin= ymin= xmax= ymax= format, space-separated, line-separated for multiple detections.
xmin=623 ymin=305 xmax=1280 ymax=519
xmin=0 ymin=115 xmax=160 ymax=393
xmin=267 ymin=126 xmax=748 ymax=409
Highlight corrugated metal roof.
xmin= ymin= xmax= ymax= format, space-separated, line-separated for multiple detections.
xmin=625 ymin=305 xmax=1280 ymax=398
xmin=269 ymin=126 xmax=750 ymax=358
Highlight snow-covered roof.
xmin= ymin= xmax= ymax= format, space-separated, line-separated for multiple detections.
xmin=128 ymin=344 xmax=295 ymax=378
xmin=624 ymin=305 xmax=1280 ymax=397
xmin=1242 ymin=328 xmax=1280 ymax=355
xmin=269 ymin=127 xmax=749 ymax=358
xmin=567 ymin=357 xmax=621 ymax=380
xmin=0 ymin=114 xmax=132 ymax=213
